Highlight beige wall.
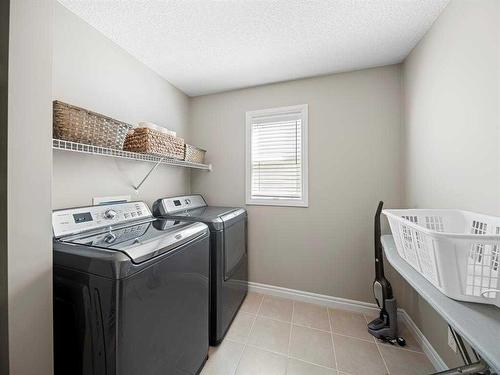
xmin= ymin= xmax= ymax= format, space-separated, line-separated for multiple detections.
xmin=8 ymin=0 xmax=54 ymax=374
xmin=52 ymin=3 xmax=191 ymax=209
xmin=22 ymin=2 xmax=497 ymax=372
xmin=401 ymin=0 xmax=500 ymax=368
xmin=190 ymin=65 xmax=402 ymax=303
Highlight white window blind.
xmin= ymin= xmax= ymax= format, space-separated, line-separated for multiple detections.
xmin=246 ymin=105 xmax=308 ymax=207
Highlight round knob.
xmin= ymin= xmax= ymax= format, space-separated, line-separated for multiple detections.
xmin=104 ymin=209 xmax=117 ymax=219
xmin=104 ymin=233 xmax=117 ymax=244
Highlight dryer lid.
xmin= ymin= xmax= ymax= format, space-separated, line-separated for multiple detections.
xmin=153 ymin=195 xmax=245 ymax=220
xmin=176 ymin=206 xmax=242 ymax=221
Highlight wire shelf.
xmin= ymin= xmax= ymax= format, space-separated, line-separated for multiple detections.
xmin=52 ymin=139 xmax=211 ymax=171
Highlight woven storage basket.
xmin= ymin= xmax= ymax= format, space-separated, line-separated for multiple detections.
xmin=184 ymin=144 xmax=206 ymax=164
xmin=53 ymin=101 xmax=132 ymax=149
xmin=123 ymin=128 xmax=184 ymax=159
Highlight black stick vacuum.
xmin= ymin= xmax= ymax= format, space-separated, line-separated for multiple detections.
xmin=367 ymin=201 xmax=406 ymax=346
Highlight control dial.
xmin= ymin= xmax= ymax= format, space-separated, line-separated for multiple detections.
xmin=104 ymin=233 xmax=117 ymax=244
xmin=104 ymin=209 xmax=117 ymax=219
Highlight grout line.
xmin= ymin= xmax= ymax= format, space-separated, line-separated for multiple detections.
xmin=296 ymin=322 xmax=335 ymax=336
xmin=284 ymin=300 xmax=296 ymax=375
xmin=376 ymin=341 xmax=426 ymax=355
xmin=245 ymin=343 xmax=288 ymax=357
xmin=251 ymin=284 xmax=439 ymax=369
xmin=230 ymin=338 xmax=248 ymax=375
xmin=287 ymin=300 xmax=295 ymax=357
xmin=375 ymin=340 xmax=391 ymax=375
xmin=243 ymin=342 xmax=337 ymax=371
xmin=256 ymin=313 xmax=329 ymax=332
xmin=287 ymin=355 xmax=339 ymax=371
xmin=237 ymin=298 xmax=338 ymax=373
xmin=362 ymin=313 xmax=378 ymax=344
xmin=328 ymin=306 xmax=339 ymax=371
xmin=232 ymin=294 xmax=264 ymax=375
xmin=255 ymin=300 xmax=404 ymax=345
xmin=237 ymin=311 xmax=257 ymax=317
xmin=250 ymin=298 xmax=336 ymax=375
xmin=237 ymin=295 xmax=423 ymax=374
xmin=227 ymin=294 xmax=428 ymax=375
xmin=363 ymin=312 xmax=391 ymax=374
xmin=249 ymin=298 xmax=424 ymax=350
xmin=331 ymin=331 xmax=379 ymax=344
xmin=225 ymin=337 xmax=246 ymax=345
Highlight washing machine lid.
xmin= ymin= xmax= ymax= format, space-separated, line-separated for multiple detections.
xmin=61 ymin=219 xmax=207 ymax=263
xmin=53 ymin=201 xmax=208 ymax=263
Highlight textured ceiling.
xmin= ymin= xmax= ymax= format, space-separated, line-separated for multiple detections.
xmin=59 ymin=0 xmax=449 ymax=96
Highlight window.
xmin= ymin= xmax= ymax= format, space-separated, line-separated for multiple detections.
xmin=245 ymin=104 xmax=308 ymax=207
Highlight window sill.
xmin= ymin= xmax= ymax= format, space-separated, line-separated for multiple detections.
xmin=245 ymin=199 xmax=308 ymax=208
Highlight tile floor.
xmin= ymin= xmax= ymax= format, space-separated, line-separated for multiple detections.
xmin=201 ymin=293 xmax=435 ymax=375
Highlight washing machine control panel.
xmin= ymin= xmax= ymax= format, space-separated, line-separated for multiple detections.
xmin=52 ymin=201 xmax=152 ymax=238
xmin=160 ymin=194 xmax=206 ymax=214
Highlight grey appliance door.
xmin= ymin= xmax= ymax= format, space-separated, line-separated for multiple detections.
xmin=223 ymin=217 xmax=247 ymax=281
xmin=214 ymin=214 xmax=248 ymax=344
xmin=224 ymin=219 xmax=247 ymax=281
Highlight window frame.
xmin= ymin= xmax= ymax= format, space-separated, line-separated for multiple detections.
xmin=245 ymin=104 xmax=309 ymax=207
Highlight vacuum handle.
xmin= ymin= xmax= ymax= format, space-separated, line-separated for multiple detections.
xmin=373 ymin=200 xmax=394 ymax=308
xmin=374 ymin=201 xmax=386 ymax=278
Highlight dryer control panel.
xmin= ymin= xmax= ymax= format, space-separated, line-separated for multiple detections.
xmin=159 ymin=194 xmax=207 ymax=214
xmin=52 ymin=201 xmax=152 ymax=238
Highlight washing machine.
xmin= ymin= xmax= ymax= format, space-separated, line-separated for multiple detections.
xmin=152 ymin=195 xmax=248 ymax=345
xmin=52 ymin=201 xmax=210 ymax=375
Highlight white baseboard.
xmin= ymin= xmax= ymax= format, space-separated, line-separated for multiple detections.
xmin=398 ymin=309 xmax=448 ymax=372
xmin=248 ymin=281 xmax=380 ymax=315
xmin=248 ymin=281 xmax=447 ymax=372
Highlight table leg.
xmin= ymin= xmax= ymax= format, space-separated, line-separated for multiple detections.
xmin=429 ymin=326 xmax=491 ymax=375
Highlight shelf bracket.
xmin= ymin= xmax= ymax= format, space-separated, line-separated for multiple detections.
xmin=133 ymin=157 xmax=165 ymax=192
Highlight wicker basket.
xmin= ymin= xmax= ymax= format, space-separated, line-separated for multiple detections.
xmin=123 ymin=128 xmax=185 ymax=159
xmin=184 ymin=144 xmax=206 ymax=164
xmin=53 ymin=101 xmax=132 ymax=149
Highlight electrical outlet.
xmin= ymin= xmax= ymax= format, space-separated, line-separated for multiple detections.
xmin=447 ymin=327 xmax=457 ymax=353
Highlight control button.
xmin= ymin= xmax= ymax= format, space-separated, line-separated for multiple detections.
xmin=104 ymin=209 xmax=117 ymax=219
xmin=137 ymin=211 xmax=142 ymax=216
xmin=131 ymin=212 xmax=136 ymax=217
xmin=124 ymin=213 xmax=130 ymax=218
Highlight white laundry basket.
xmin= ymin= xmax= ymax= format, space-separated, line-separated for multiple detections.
xmin=383 ymin=209 xmax=500 ymax=308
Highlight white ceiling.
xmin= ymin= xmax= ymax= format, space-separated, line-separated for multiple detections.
xmin=59 ymin=0 xmax=449 ymax=97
